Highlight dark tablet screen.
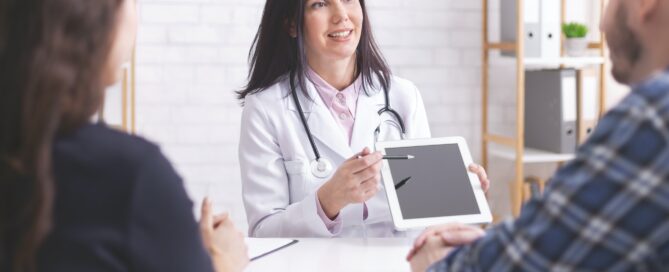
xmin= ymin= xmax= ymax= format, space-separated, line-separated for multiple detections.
xmin=385 ymin=144 xmax=481 ymax=219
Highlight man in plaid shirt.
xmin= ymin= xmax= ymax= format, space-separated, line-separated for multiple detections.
xmin=408 ymin=0 xmax=669 ymax=271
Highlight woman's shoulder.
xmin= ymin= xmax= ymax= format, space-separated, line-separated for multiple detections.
xmin=70 ymin=122 xmax=160 ymax=156
xmin=389 ymin=75 xmax=418 ymax=91
xmin=54 ymin=123 xmax=173 ymax=180
xmin=242 ymin=78 xmax=293 ymax=115
xmin=244 ymin=77 xmax=291 ymax=103
xmin=386 ymin=75 xmax=421 ymax=101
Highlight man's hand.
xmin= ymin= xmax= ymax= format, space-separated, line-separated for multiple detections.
xmin=407 ymin=223 xmax=485 ymax=261
xmin=409 ymin=235 xmax=453 ymax=272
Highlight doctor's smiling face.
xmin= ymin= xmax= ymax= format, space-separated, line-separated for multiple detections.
xmin=238 ymin=0 xmax=391 ymax=101
xmin=303 ymin=0 xmax=363 ymax=64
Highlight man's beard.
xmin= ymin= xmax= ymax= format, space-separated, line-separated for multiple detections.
xmin=609 ymin=4 xmax=643 ymax=84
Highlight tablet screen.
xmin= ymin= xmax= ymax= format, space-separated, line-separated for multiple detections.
xmin=384 ymin=144 xmax=481 ymax=219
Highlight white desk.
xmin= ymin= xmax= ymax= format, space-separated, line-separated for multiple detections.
xmin=247 ymin=238 xmax=414 ymax=272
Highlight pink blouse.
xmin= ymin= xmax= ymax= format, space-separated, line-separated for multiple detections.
xmin=307 ymin=67 xmax=368 ymax=234
xmin=307 ymin=67 xmax=361 ymax=144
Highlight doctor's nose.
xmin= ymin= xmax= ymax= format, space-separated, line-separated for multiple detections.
xmin=331 ymin=2 xmax=350 ymax=24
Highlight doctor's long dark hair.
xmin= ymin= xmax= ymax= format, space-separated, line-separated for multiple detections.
xmin=0 ymin=0 xmax=122 ymax=271
xmin=237 ymin=0 xmax=392 ymax=102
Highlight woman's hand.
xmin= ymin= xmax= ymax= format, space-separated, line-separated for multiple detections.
xmin=317 ymin=147 xmax=383 ymax=219
xmin=200 ymin=198 xmax=249 ymax=272
xmin=468 ymin=164 xmax=490 ymax=193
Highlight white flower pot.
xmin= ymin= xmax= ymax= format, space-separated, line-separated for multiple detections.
xmin=564 ymin=37 xmax=589 ymax=57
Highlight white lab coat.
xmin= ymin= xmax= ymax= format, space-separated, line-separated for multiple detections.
xmin=239 ymin=75 xmax=431 ymax=238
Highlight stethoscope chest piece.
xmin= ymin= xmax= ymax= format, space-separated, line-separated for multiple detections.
xmin=310 ymin=158 xmax=333 ymax=178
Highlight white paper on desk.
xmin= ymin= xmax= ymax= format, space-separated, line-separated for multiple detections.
xmin=246 ymin=238 xmax=297 ymax=261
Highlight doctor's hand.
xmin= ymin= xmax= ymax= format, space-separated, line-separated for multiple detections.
xmin=200 ymin=198 xmax=249 ymax=272
xmin=468 ymin=164 xmax=490 ymax=193
xmin=317 ymin=147 xmax=383 ymax=219
xmin=406 ymin=223 xmax=486 ymax=262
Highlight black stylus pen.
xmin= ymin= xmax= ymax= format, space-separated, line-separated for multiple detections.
xmin=383 ymin=155 xmax=415 ymax=160
xmin=394 ymin=176 xmax=412 ymax=190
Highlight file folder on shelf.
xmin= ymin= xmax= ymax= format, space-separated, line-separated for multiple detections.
xmin=525 ymin=69 xmax=578 ymax=154
xmin=501 ymin=0 xmax=562 ymax=59
xmin=580 ymin=70 xmax=599 ymax=142
xmin=541 ymin=0 xmax=561 ymax=59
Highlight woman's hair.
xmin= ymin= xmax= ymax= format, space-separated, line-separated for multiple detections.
xmin=0 ymin=0 xmax=124 ymax=271
xmin=237 ymin=0 xmax=392 ymax=102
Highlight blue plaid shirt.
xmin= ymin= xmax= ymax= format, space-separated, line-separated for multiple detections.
xmin=430 ymin=68 xmax=669 ymax=271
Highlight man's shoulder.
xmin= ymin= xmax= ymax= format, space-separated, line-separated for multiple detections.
xmin=588 ymin=70 xmax=669 ymax=141
xmin=635 ymin=69 xmax=669 ymax=100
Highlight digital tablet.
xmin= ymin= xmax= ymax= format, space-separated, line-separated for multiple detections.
xmin=376 ymin=137 xmax=492 ymax=230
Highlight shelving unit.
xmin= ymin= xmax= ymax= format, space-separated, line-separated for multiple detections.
xmin=481 ymin=0 xmax=608 ymax=216
xmin=489 ymin=145 xmax=575 ymax=163
xmin=524 ymin=56 xmax=605 ymax=69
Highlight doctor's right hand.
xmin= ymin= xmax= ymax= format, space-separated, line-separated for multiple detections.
xmin=317 ymin=147 xmax=383 ymax=219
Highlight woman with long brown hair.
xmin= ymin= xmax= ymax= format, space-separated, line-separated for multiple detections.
xmin=238 ymin=0 xmax=490 ymax=238
xmin=0 ymin=0 xmax=247 ymax=271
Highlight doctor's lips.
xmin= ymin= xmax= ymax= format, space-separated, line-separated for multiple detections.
xmin=394 ymin=176 xmax=412 ymax=190
xmin=327 ymin=29 xmax=353 ymax=39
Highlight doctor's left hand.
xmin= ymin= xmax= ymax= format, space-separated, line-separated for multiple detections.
xmin=468 ymin=164 xmax=490 ymax=193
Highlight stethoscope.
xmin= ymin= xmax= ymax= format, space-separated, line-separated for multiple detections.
xmin=290 ymin=77 xmax=407 ymax=178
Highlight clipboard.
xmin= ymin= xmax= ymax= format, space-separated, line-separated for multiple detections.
xmin=246 ymin=238 xmax=299 ymax=261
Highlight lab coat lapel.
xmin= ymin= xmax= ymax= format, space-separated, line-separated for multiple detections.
xmin=350 ymin=90 xmax=382 ymax=153
xmin=287 ymin=82 xmax=353 ymax=160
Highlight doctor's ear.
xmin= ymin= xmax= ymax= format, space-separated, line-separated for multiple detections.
xmin=285 ymin=20 xmax=297 ymax=38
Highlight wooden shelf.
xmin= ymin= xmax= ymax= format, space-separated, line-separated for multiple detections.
xmin=487 ymin=42 xmax=516 ymax=51
xmin=482 ymin=0 xmax=608 ymax=217
xmin=490 ymin=145 xmax=575 ymax=163
xmin=487 ymin=42 xmax=604 ymax=51
xmin=523 ymin=57 xmax=605 ymax=70
xmin=484 ymin=133 xmax=516 ymax=147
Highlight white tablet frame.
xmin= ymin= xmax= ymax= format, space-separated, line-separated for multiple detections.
xmin=376 ymin=137 xmax=492 ymax=230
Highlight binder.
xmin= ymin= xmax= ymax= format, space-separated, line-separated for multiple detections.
xmin=580 ymin=70 xmax=599 ymax=142
xmin=525 ymin=69 xmax=578 ymax=154
xmin=541 ymin=0 xmax=562 ymax=59
xmin=501 ymin=0 xmax=562 ymax=59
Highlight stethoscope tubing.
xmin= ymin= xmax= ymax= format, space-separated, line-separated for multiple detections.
xmin=290 ymin=77 xmax=406 ymax=177
xmin=290 ymin=77 xmax=322 ymax=162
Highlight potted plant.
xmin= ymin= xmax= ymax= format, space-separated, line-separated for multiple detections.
xmin=562 ymin=22 xmax=589 ymax=57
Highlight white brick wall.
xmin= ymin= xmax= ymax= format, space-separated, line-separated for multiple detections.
xmin=133 ymin=0 xmax=623 ymax=229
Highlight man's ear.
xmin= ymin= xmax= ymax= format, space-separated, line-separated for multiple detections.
xmin=636 ymin=0 xmax=659 ymax=23
xmin=624 ymin=0 xmax=658 ymax=33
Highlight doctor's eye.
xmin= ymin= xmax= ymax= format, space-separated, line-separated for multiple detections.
xmin=310 ymin=1 xmax=326 ymax=9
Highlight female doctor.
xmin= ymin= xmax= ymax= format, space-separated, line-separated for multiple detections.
xmin=238 ymin=0 xmax=490 ymax=238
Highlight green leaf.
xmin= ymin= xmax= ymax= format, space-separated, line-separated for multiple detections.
xmin=562 ymin=22 xmax=589 ymax=38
